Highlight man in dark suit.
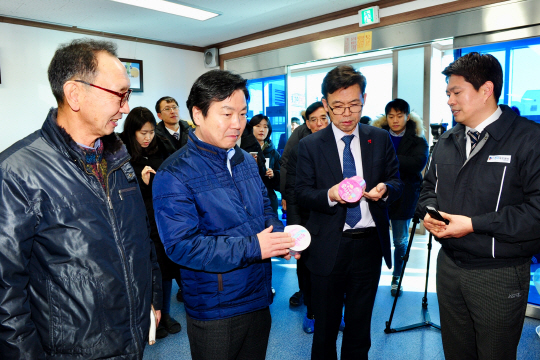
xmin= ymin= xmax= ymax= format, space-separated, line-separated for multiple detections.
xmin=296 ymin=65 xmax=403 ymax=360
xmin=155 ymin=96 xmax=191 ymax=156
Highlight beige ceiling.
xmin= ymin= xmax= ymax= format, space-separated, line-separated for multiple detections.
xmin=1 ymin=0 xmax=374 ymax=48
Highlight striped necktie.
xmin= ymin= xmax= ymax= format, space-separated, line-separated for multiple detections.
xmin=342 ymin=135 xmax=361 ymax=227
xmin=173 ymin=132 xmax=179 ymax=141
xmin=467 ymin=130 xmax=480 ymax=154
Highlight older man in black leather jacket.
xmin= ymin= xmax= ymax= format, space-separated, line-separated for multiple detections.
xmin=0 ymin=39 xmax=161 ymax=359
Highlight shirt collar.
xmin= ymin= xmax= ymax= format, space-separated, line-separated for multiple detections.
xmin=331 ymin=122 xmax=360 ymax=144
xmin=76 ymin=138 xmax=101 ymax=150
xmin=466 ymin=106 xmax=502 ymax=134
xmin=165 ymin=124 xmax=179 ymax=136
xmin=389 ymin=128 xmax=405 ymax=137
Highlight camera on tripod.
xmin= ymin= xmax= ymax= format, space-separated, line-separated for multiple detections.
xmin=430 ymin=123 xmax=448 ymax=143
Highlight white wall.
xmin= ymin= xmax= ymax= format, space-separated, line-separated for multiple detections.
xmin=0 ymin=22 xmax=207 ymax=151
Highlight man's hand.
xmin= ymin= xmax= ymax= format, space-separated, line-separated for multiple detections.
xmin=363 ymin=183 xmax=387 ymax=201
xmin=281 ymin=199 xmax=287 ymax=211
xmin=258 ymin=225 xmax=295 ymax=259
xmin=329 ymin=183 xmax=347 ymax=204
xmin=424 ymin=212 xmax=473 ymax=238
xmin=265 ymin=169 xmax=274 ymax=178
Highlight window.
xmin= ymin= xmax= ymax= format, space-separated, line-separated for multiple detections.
xmin=246 ymin=75 xmax=286 ymax=147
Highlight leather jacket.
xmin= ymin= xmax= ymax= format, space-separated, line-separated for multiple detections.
xmin=0 ymin=108 xmax=161 ymax=359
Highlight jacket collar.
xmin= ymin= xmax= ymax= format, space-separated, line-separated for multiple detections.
xmin=187 ymin=129 xmax=245 ymax=166
xmin=41 ymin=108 xmax=129 ymax=170
xmin=440 ymin=105 xmax=515 ymax=142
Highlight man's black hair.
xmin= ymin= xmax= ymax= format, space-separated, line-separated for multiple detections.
xmin=155 ymin=96 xmax=179 ymax=113
xmin=305 ymin=101 xmax=325 ymax=120
xmin=186 ymin=70 xmax=249 ymax=125
xmin=385 ymin=98 xmax=410 ymax=116
xmin=291 ymin=117 xmax=301 ymax=125
xmin=48 ymin=38 xmax=118 ymax=106
xmin=442 ymin=52 xmax=503 ymax=103
xmin=321 ymin=65 xmax=367 ymax=99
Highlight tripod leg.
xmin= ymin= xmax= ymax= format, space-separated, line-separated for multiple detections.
xmin=385 ymin=219 xmax=419 ymax=333
xmin=422 ymin=233 xmax=433 ymax=309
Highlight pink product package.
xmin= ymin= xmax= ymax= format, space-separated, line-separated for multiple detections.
xmin=338 ymin=176 xmax=367 ymax=203
xmin=284 ymin=225 xmax=311 ymax=256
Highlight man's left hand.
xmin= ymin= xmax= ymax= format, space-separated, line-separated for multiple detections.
xmin=431 ymin=211 xmax=473 ymax=239
xmin=363 ymin=183 xmax=387 ymax=201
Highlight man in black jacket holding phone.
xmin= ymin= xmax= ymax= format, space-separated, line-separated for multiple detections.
xmin=418 ymin=52 xmax=540 ymax=360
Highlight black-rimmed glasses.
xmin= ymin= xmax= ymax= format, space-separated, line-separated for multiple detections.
xmin=328 ymin=104 xmax=363 ymax=115
xmin=74 ymin=80 xmax=132 ymax=107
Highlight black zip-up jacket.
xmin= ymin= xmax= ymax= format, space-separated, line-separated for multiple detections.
xmin=0 ymin=108 xmax=161 ymax=359
xmin=417 ymin=106 xmax=540 ymax=269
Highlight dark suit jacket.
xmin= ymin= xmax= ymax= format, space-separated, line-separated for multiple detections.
xmin=296 ymin=124 xmax=403 ymax=276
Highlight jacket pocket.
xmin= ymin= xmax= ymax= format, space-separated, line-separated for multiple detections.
xmin=118 ymin=186 xmax=138 ymax=200
xmin=48 ymin=275 xmax=105 ymax=353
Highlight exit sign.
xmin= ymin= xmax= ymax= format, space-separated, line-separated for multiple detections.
xmin=359 ymin=6 xmax=380 ymax=27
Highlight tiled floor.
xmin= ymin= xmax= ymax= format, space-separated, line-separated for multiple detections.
xmin=143 ymin=232 xmax=540 ymax=359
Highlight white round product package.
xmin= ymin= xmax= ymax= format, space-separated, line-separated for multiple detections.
xmin=284 ymin=225 xmax=311 ymax=251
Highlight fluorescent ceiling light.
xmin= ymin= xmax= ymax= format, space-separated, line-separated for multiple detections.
xmin=111 ymin=0 xmax=219 ymax=21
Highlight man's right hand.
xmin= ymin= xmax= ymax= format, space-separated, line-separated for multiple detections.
xmin=257 ymin=225 xmax=295 ymax=260
xmin=281 ymin=199 xmax=286 ymax=211
xmin=329 ymin=183 xmax=347 ymax=204
xmin=423 ymin=213 xmax=447 ymax=235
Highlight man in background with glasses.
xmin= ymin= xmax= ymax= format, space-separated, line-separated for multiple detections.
xmin=0 ymin=38 xmax=161 ymax=359
xmin=155 ymin=96 xmax=191 ymax=156
xmin=296 ymin=65 xmax=402 ymax=360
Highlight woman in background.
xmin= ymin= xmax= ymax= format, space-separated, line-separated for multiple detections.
xmin=120 ymin=107 xmax=182 ymax=339
xmin=249 ymin=114 xmax=281 ymax=214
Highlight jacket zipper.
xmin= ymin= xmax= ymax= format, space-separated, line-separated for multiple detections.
xmin=80 ymin=158 xmax=143 ymax=354
xmin=228 ymin=159 xmax=252 ymax=216
xmin=492 ymin=166 xmax=507 ymax=258
xmin=104 ymin=159 xmax=143 ymax=354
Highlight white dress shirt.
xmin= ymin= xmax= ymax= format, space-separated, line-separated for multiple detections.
xmin=327 ymin=123 xmax=376 ymax=230
xmin=465 ymin=106 xmax=502 ymax=158
xmin=165 ymin=125 xmax=180 ymax=140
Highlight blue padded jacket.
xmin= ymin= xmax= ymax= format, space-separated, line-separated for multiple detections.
xmin=153 ymin=131 xmax=284 ymax=320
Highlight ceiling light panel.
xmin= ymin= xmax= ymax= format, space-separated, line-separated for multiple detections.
xmin=111 ymin=0 xmax=219 ymax=21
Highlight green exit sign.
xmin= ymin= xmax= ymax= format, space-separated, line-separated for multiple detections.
xmin=359 ymin=6 xmax=380 ymax=27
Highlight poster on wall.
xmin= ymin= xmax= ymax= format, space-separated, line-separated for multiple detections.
xmin=119 ymin=58 xmax=143 ymax=92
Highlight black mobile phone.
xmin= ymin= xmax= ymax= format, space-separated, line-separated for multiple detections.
xmin=426 ymin=206 xmax=449 ymax=224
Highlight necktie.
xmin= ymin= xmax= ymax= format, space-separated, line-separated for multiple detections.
xmin=173 ymin=132 xmax=179 ymax=141
xmin=342 ymin=135 xmax=361 ymax=227
xmin=467 ymin=130 xmax=480 ymax=154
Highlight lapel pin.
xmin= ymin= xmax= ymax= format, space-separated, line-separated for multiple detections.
xmin=368 ymin=139 xmax=372 ymax=144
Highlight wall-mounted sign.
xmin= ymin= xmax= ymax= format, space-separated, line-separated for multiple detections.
xmin=359 ymin=6 xmax=380 ymax=27
xmin=344 ymin=32 xmax=373 ymax=54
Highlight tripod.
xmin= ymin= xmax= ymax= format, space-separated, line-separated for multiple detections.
xmin=384 ymin=218 xmax=440 ymax=333
xmin=384 ymin=126 xmax=445 ymax=334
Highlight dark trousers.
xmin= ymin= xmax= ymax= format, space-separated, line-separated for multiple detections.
xmin=437 ymin=249 xmax=530 ymax=360
xmin=310 ymin=232 xmax=382 ymax=360
xmin=186 ymin=307 xmax=271 ymax=360
xmin=297 ymin=256 xmax=313 ymax=315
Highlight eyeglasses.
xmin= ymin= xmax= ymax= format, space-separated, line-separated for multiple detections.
xmin=74 ymin=80 xmax=132 ymax=107
xmin=327 ymin=104 xmax=363 ymax=115
xmin=161 ymin=106 xmax=179 ymax=112
xmin=308 ymin=116 xmax=327 ymax=123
